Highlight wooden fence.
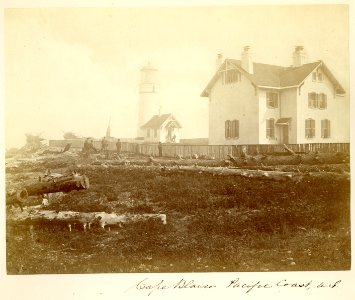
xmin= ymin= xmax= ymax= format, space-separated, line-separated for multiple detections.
xmin=49 ymin=139 xmax=350 ymax=160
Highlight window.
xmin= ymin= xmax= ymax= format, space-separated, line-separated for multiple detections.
xmin=308 ymin=92 xmax=317 ymax=108
xmin=225 ymin=120 xmax=231 ymax=138
xmin=266 ymin=118 xmax=275 ymax=139
xmin=231 ymin=120 xmax=239 ymax=138
xmin=308 ymin=92 xmax=327 ymax=109
xmin=266 ymin=92 xmax=278 ymax=108
xmin=318 ymin=93 xmax=327 ymax=109
xmin=223 ymin=69 xmax=241 ymax=84
xmin=305 ymin=119 xmax=315 ymax=138
xmin=225 ymin=120 xmax=239 ymax=138
xmin=147 ymin=129 xmax=150 ymax=138
xmin=312 ymin=71 xmax=323 ymax=82
xmin=154 ymin=129 xmax=158 ymax=138
xmin=321 ymin=119 xmax=331 ymax=138
xmin=312 ymin=72 xmax=317 ymax=81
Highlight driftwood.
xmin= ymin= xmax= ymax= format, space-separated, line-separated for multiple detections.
xmin=129 ymin=164 xmax=349 ymax=182
xmin=15 ymin=174 xmax=90 ymax=202
xmin=148 ymin=156 xmax=161 ymax=166
xmin=227 ymin=154 xmax=239 ymax=165
xmin=179 ymin=165 xmax=301 ymax=181
xmin=283 ymin=144 xmax=296 ymax=155
xmin=8 ymin=208 xmax=167 ymax=230
xmin=41 ymin=143 xmax=72 ymax=155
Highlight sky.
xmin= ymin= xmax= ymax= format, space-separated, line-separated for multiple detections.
xmin=3 ymin=4 xmax=349 ymax=148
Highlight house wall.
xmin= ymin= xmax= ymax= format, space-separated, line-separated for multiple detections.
xmin=208 ymin=74 xmax=259 ymax=145
xmin=296 ymin=67 xmax=348 ymax=143
xmin=258 ymin=89 xmax=280 ymax=144
xmin=143 ymin=128 xmax=161 ymax=143
xmin=279 ymin=88 xmax=298 ymax=144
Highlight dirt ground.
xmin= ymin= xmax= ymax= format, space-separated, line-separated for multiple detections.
xmin=5 ymin=148 xmax=351 ymax=274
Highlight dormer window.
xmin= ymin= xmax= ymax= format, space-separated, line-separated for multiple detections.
xmin=312 ymin=70 xmax=323 ymax=82
xmin=222 ymin=69 xmax=241 ymax=85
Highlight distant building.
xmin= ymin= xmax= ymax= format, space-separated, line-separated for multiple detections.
xmin=137 ymin=63 xmax=182 ymax=142
xmin=201 ymin=46 xmax=347 ymax=145
xmin=141 ymin=113 xmax=182 ymax=143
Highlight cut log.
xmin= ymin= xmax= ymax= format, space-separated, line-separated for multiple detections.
xmin=16 ymin=174 xmax=89 ymax=202
xmin=227 ymin=154 xmax=239 ymax=165
xmin=133 ymin=164 xmax=349 ymax=182
xmin=41 ymin=143 xmax=72 ymax=155
xmin=283 ymin=144 xmax=296 ymax=155
xmin=7 ymin=208 xmax=167 ymax=230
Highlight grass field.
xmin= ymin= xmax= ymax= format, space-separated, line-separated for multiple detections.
xmin=6 ymin=153 xmax=351 ymax=274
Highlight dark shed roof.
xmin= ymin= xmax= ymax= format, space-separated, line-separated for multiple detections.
xmin=141 ymin=114 xmax=182 ymax=129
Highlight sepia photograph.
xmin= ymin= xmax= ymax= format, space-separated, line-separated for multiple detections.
xmin=2 ymin=1 xmax=351 ymax=288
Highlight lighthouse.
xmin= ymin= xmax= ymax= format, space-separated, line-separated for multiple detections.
xmin=137 ymin=62 xmax=160 ymax=138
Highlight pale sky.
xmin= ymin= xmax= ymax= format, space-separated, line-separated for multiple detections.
xmin=4 ymin=5 xmax=349 ymax=148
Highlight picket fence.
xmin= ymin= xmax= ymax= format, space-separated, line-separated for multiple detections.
xmin=49 ymin=139 xmax=350 ymax=160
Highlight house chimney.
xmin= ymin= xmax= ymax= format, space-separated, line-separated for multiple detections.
xmin=241 ymin=46 xmax=253 ymax=74
xmin=215 ymin=53 xmax=223 ymax=71
xmin=293 ymin=46 xmax=306 ymax=67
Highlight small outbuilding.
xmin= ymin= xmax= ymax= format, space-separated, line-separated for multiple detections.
xmin=141 ymin=113 xmax=182 ymax=143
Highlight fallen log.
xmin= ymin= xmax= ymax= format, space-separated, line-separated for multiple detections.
xmin=227 ymin=154 xmax=239 ymax=165
xmin=15 ymin=174 xmax=90 ymax=202
xmin=130 ymin=164 xmax=350 ymax=182
xmin=179 ymin=165 xmax=300 ymax=181
xmin=283 ymin=144 xmax=296 ymax=155
xmin=41 ymin=143 xmax=72 ymax=155
xmin=8 ymin=208 xmax=167 ymax=230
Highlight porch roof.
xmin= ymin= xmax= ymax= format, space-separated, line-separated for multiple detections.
xmin=275 ymin=118 xmax=291 ymax=125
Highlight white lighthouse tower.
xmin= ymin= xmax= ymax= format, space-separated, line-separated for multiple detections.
xmin=137 ymin=62 xmax=160 ymax=138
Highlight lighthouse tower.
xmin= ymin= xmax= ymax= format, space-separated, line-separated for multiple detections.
xmin=137 ymin=62 xmax=160 ymax=138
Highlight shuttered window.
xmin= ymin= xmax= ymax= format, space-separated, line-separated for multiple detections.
xmin=321 ymin=119 xmax=331 ymax=138
xmin=231 ymin=120 xmax=239 ymax=138
xmin=318 ymin=93 xmax=327 ymax=109
xmin=305 ymin=119 xmax=315 ymax=138
xmin=225 ymin=120 xmax=231 ymax=138
xmin=308 ymin=92 xmax=327 ymax=109
xmin=266 ymin=92 xmax=278 ymax=108
xmin=225 ymin=120 xmax=239 ymax=138
xmin=266 ymin=118 xmax=275 ymax=139
xmin=308 ymin=92 xmax=317 ymax=108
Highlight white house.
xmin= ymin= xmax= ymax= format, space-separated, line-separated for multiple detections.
xmin=201 ymin=46 xmax=347 ymax=145
xmin=141 ymin=113 xmax=182 ymax=143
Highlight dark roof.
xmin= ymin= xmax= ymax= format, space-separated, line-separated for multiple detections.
xmin=141 ymin=114 xmax=182 ymax=129
xmin=201 ymin=59 xmax=345 ymax=96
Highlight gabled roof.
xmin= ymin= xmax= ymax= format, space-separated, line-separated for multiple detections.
xmin=141 ymin=113 xmax=182 ymax=129
xmin=201 ymin=59 xmax=345 ymax=96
